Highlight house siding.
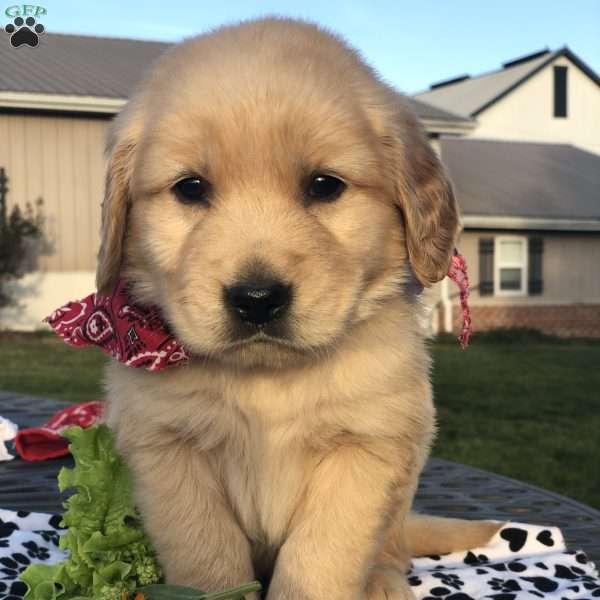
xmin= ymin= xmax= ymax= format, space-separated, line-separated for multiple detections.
xmin=458 ymin=230 xmax=600 ymax=304
xmin=445 ymin=229 xmax=600 ymax=337
xmin=0 ymin=111 xmax=109 ymax=272
xmin=469 ymin=56 xmax=600 ymax=155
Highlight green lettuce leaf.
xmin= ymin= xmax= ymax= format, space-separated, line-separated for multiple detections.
xmin=19 ymin=424 xmax=261 ymax=600
xmin=20 ymin=425 xmax=163 ymax=600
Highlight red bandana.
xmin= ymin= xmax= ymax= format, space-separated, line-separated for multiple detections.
xmin=14 ymin=401 xmax=103 ymax=462
xmin=45 ymin=251 xmax=472 ymax=371
xmin=45 ymin=279 xmax=190 ymax=371
xmin=447 ymin=249 xmax=473 ymax=349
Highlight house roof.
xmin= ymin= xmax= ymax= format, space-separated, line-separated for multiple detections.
xmin=440 ymin=138 xmax=600 ymax=224
xmin=0 ymin=32 xmax=469 ymax=126
xmin=414 ymin=47 xmax=600 ymax=118
xmin=0 ymin=33 xmax=169 ymax=98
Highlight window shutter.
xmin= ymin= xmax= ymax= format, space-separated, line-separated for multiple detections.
xmin=479 ymin=237 xmax=494 ymax=296
xmin=553 ymin=66 xmax=568 ymax=118
xmin=528 ymin=237 xmax=544 ymax=295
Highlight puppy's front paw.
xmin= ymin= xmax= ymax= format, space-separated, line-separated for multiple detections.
xmin=366 ymin=569 xmax=416 ymax=600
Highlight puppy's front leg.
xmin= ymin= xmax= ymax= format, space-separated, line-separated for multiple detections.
xmin=267 ymin=443 xmax=414 ymax=600
xmin=122 ymin=440 xmax=257 ymax=597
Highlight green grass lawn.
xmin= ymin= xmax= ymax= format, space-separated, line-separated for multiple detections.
xmin=431 ymin=331 xmax=600 ymax=510
xmin=1 ymin=330 xmax=599 ymax=508
xmin=0 ymin=331 xmax=106 ymax=403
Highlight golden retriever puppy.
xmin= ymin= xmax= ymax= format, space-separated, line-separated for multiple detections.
xmin=98 ymin=17 xmax=500 ymax=600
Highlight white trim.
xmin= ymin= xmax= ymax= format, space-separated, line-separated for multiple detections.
xmin=421 ymin=118 xmax=476 ymax=135
xmin=461 ymin=215 xmax=600 ymax=231
xmin=440 ymin=277 xmax=453 ymax=332
xmin=0 ymin=91 xmax=126 ymax=113
xmin=494 ymin=236 xmax=528 ymax=297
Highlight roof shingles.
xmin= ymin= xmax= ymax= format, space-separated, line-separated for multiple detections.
xmin=0 ymin=33 xmax=169 ymax=97
xmin=441 ymin=138 xmax=600 ymax=220
xmin=414 ymin=52 xmax=552 ymax=118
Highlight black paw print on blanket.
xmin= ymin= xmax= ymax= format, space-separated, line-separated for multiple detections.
xmin=0 ymin=552 xmax=31 ymax=578
xmin=4 ymin=16 xmax=45 ymax=47
xmin=0 ymin=522 xmax=18 ymax=548
xmin=0 ymin=580 xmax=28 ymax=600
xmin=499 ymin=526 xmax=556 ymax=553
xmin=417 ymin=574 xmax=473 ymax=600
xmin=488 ymin=577 xmax=522 ymax=593
xmin=22 ymin=541 xmax=51 ymax=561
xmin=431 ymin=572 xmax=465 ymax=590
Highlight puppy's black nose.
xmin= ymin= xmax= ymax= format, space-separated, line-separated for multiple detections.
xmin=224 ymin=280 xmax=292 ymax=325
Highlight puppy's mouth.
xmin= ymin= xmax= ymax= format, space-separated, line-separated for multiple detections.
xmin=225 ymin=327 xmax=296 ymax=350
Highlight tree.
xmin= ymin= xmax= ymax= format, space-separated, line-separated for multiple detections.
xmin=0 ymin=167 xmax=45 ymax=308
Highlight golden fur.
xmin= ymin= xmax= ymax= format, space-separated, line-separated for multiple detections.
xmin=98 ymin=17 xmax=501 ymax=600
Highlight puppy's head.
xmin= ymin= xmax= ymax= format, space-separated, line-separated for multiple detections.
xmin=97 ymin=18 xmax=458 ymax=369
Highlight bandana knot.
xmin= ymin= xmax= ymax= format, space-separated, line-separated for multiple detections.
xmin=45 ymin=279 xmax=189 ymax=371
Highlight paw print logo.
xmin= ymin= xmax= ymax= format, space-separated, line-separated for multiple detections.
xmin=5 ymin=16 xmax=45 ymax=47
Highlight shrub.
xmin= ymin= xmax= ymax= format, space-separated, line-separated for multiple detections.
xmin=0 ymin=170 xmax=45 ymax=308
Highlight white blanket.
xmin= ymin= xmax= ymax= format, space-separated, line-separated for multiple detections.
xmin=0 ymin=509 xmax=598 ymax=599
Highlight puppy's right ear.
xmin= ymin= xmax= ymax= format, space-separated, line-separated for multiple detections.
xmin=96 ymin=110 xmax=141 ymax=295
xmin=380 ymin=97 xmax=459 ymax=287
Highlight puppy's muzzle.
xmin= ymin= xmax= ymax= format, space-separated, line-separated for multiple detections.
xmin=224 ymin=280 xmax=292 ymax=326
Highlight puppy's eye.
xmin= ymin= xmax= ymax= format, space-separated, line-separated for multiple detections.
xmin=172 ymin=177 xmax=212 ymax=204
xmin=306 ymin=174 xmax=346 ymax=202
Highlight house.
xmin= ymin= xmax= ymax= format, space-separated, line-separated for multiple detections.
xmin=415 ymin=48 xmax=600 ymax=155
xmin=0 ymin=32 xmax=472 ymax=330
xmin=415 ymin=49 xmax=600 ymax=338
xmin=438 ymin=138 xmax=600 ymax=338
xmin=0 ymin=34 xmax=168 ymax=329
xmin=1 ymin=35 xmax=598 ymax=337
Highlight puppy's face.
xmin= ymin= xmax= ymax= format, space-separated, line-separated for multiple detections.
xmin=97 ymin=19 xmax=458 ymax=369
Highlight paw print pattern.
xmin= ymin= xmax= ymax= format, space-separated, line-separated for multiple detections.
xmin=488 ymin=577 xmax=522 ymax=593
xmin=4 ymin=16 xmax=44 ymax=47
xmin=22 ymin=541 xmax=51 ymax=561
xmin=431 ymin=572 xmax=464 ymax=591
xmin=463 ymin=551 xmax=490 ymax=566
xmin=33 ymin=529 xmax=60 ymax=547
xmin=0 ymin=579 xmax=28 ymax=600
xmin=0 ymin=552 xmax=31 ymax=578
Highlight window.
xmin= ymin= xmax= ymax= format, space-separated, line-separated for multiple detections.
xmin=554 ymin=65 xmax=568 ymax=118
xmin=494 ymin=236 xmax=528 ymax=296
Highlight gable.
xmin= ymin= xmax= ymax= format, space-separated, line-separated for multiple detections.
xmin=471 ymin=55 xmax=600 ymax=154
xmin=472 ymin=51 xmax=600 ymax=117
xmin=413 ymin=48 xmax=600 ymax=119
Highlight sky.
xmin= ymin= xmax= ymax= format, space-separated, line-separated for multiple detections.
xmin=8 ymin=0 xmax=600 ymax=93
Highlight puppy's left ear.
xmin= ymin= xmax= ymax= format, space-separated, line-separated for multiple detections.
xmin=383 ymin=100 xmax=459 ymax=287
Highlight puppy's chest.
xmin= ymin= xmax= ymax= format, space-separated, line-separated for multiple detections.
xmin=215 ymin=417 xmax=318 ymax=548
